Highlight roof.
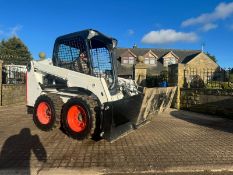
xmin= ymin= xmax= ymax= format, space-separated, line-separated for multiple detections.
xmin=114 ymin=48 xmax=201 ymax=75
xmin=115 ymin=48 xmax=201 ymax=63
xmin=55 ymin=29 xmax=118 ymax=49
xmin=181 ymin=52 xmax=201 ymax=63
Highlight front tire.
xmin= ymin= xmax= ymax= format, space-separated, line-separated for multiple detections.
xmin=61 ymin=96 xmax=97 ymax=140
xmin=33 ymin=95 xmax=57 ymax=131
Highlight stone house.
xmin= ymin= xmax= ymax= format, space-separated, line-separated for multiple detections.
xmin=114 ymin=48 xmax=219 ymax=79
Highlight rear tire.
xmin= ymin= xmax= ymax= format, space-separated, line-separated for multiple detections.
xmin=33 ymin=94 xmax=63 ymax=131
xmin=61 ymin=96 xmax=98 ymax=140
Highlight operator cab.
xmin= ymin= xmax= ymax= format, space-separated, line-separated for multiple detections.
xmin=52 ymin=29 xmax=118 ymax=92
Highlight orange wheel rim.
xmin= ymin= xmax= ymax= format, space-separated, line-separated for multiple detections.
xmin=37 ymin=102 xmax=51 ymax=124
xmin=67 ymin=105 xmax=87 ymax=132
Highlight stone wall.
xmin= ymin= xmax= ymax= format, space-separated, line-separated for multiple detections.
xmin=168 ymin=64 xmax=184 ymax=109
xmin=134 ymin=58 xmax=147 ymax=86
xmin=1 ymin=84 xmax=26 ymax=106
xmin=180 ymin=88 xmax=233 ymax=117
xmin=186 ymin=52 xmax=219 ymax=71
xmin=0 ymin=59 xmax=26 ymax=106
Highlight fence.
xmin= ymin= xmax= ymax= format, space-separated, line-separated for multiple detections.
xmin=2 ymin=65 xmax=27 ymax=84
xmin=183 ymin=67 xmax=233 ymax=89
xmin=0 ymin=62 xmax=26 ymax=106
xmin=167 ymin=64 xmax=233 ymax=110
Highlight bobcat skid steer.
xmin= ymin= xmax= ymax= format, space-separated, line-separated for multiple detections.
xmin=27 ymin=29 xmax=153 ymax=142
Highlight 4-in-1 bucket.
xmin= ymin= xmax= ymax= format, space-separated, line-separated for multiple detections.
xmin=102 ymin=87 xmax=177 ymax=142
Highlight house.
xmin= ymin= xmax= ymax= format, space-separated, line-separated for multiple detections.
xmin=114 ymin=48 xmax=219 ymax=79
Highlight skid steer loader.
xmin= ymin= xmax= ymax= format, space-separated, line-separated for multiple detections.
xmin=26 ymin=29 xmax=158 ymax=141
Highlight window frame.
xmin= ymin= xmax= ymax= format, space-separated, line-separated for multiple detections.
xmin=144 ymin=57 xmax=150 ymax=64
xmin=122 ymin=57 xmax=129 ymax=64
xmin=144 ymin=57 xmax=156 ymax=65
xmin=149 ymin=57 xmax=156 ymax=65
xmin=128 ymin=56 xmax=135 ymax=64
xmin=122 ymin=56 xmax=135 ymax=64
xmin=164 ymin=57 xmax=177 ymax=66
xmin=167 ymin=57 xmax=176 ymax=65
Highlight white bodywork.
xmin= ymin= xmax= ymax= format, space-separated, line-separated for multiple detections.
xmin=27 ymin=59 xmax=138 ymax=107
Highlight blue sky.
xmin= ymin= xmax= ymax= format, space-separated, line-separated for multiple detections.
xmin=0 ymin=0 xmax=233 ymax=67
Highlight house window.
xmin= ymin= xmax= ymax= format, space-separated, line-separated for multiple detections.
xmin=149 ymin=58 xmax=156 ymax=64
xmin=168 ymin=57 xmax=176 ymax=65
xmin=122 ymin=57 xmax=129 ymax=64
xmin=122 ymin=56 xmax=135 ymax=64
xmin=164 ymin=57 xmax=176 ymax=66
xmin=144 ymin=57 xmax=156 ymax=65
xmin=128 ymin=57 xmax=135 ymax=64
xmin=144 ymin=57 xmax=149 ymax=64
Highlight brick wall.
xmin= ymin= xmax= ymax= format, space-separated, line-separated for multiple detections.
xmin=180 ymin=88 xmax=233 ymax=118
xmin=1 ymin=84 xmax=26 ymax=106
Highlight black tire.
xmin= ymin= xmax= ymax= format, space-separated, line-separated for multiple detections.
xmin=33 ymin=94 xmax=63 ymax=131
xmin=61 ymin=96 xmax=98 ymax=140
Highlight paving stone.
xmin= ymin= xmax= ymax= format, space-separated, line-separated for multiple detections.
xmin=1 ymin=105 xmax=233 ymax=174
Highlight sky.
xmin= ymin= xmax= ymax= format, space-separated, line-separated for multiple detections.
xmin=0 ymin=0 xmax=233 ymax=67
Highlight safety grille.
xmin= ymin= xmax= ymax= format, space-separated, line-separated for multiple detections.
xmin=57 ymin=37 xmax=90 ymax=74
xmin=90 ymin=47 xmax=114 ymax=87
xmin=90 ymin=47 xmax=112 ymax=76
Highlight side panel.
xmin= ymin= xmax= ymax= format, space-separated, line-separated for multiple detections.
xmin=33 ymin=61 xmax=119 ymax=104
xmin=27 ymin=62 xmax=42 ymax=107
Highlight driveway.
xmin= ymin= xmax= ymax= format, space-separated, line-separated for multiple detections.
xmin=0 ymin=104 xmax=233 ymax=175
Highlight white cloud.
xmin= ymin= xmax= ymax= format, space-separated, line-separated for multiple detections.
xmin=128 ymin=29 xmax=135 ymax=36
xmin=9 ymin=25 xmax=22 ymax=37
xmin=201 ymin=23 xmax=218 ymax=31
xmin=141 ymin=29 xmax=198 ymax=44
xmin=182 ymin=2 xmax=233 ymax=27
xmin=0 ymin=24 xmax=22 ymax=37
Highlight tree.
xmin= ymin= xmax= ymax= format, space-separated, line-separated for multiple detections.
xmin=230 ymin=68 xmax=233 ymax=74
xmin=205 ymin=52 xmax=217 ymax=63
xmin=0 ymin=36 xmax=32 ymax=65
xmin=159 ymin=70 xmax=168 ymax=81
